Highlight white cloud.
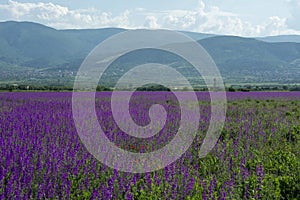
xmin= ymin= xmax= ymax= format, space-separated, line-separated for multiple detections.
xmin=144 ymin=16 xmax=160 ymax=29
xmin=0 ymin=0 xmax=299 ymax=36
xmin=0 ymin=0 xmax=68 ymax=19
xmin=0 ymin=0 xmax=131 ymax=29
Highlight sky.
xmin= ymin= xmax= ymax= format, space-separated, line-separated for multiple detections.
xmin=0 ymin=0 xmax=300 ymax=36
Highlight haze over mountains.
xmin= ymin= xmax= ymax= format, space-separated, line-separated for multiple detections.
xmin=1 ymin=21 xmax=300 ymax=87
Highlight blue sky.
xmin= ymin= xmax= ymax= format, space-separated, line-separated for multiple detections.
xmin=0 ymin=0 xmax=299 ymax=36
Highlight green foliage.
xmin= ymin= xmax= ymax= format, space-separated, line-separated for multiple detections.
xmin=136 ymin=84 xmax=171 ymax=91
xmin=96 ymin=85 xmax=112 ymax=91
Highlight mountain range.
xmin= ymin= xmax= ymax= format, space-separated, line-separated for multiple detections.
xmin=0 ymin=21 xmax=300 ymax=87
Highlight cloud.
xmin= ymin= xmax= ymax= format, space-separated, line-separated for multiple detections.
xmin=144 ymin=16 xmax=160 ymax=29
xmin=0 ymin=0 xmax=131 ymax=29
xmin=0 ymin=0 xmax=299 ymax=36
xmin=132 ymin=3 xmax=259 ymax=36
xmin=0 ymin=0 xmax=68 ymax=19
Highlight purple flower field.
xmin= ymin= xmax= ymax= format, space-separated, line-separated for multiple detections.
xmin=1 ymin=92 xmax=299 ymax=199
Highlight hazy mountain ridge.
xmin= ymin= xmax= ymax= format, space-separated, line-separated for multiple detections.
xmin=257 ymin=35 xmax=300 ymax=43
xmin=0 ymin=21 xmax=300 ymax=86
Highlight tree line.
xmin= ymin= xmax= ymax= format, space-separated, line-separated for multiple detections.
xmin=0 ymin=84 xmax=300 ymax=92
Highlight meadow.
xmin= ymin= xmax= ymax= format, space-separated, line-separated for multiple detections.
xmin=0 ymin=92 xmax=299 ymax=199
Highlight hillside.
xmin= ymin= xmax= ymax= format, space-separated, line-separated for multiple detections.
xmin=0 ymin=21 xmax=300 ymax=86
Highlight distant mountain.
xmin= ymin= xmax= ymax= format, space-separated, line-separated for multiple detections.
xmin=257 ymin=35 xmax=300 ymax=43
xmin=178 ymin=31 xmax=215 ymax=41
xmin=0 ymin=21 xmax=125 ymax=69
xmin=0 ymin=21 xmax=299 ymax=86
xmin=199 ymin=36 xmax=300 ymax=84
